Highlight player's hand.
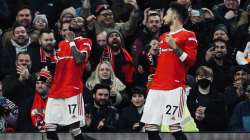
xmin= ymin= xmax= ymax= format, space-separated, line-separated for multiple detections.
xmin=65 ymin=31 xmax=75 ymax=42
xmin=165 ymin=35 xmax=177 ymax=49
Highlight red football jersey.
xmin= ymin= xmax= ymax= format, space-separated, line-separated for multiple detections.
xmin=48 ymin=37 xmax=92 ymax=98
xmin=150 ymin=28 xmax=197 ymax=90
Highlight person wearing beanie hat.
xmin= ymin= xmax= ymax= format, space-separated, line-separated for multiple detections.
xmin=55 ymin=7 xmax=76 ymax=33
xmin=31 ymin=14 xmax=49 ymax=42
xmin=36 ymin=68 xmax=52 ymax=84
xmin=101 ymin=29 xmax=135 ymax=86
xmin=213 ymin=24 xmax=229 ymax=41
xmin=59 ymin=7 xmax=76 ymax=23
xmin=33 ymin=14 xmax=48 ymax=30
xmin=31 ymin=68 xmax=52 ymax=132
xmin=94 ymin=4 xmax=111 ymax=16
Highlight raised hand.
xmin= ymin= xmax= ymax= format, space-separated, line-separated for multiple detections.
xmin=124 ymin=0 xmax=139 ymax=10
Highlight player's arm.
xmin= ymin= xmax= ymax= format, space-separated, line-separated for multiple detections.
xmin=69 ymin=42 xmax=87 ymax=64
xmin=165 ymin=34 xmax=197 ymax=66
xmin=66 ymin=31 xmax=87 ymax=64
xmin=181 ymin=33 xmax=198 ymax=66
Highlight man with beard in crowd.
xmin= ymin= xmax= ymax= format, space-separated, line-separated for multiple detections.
xmin=100 ymin=29 xmax=135 ymax=87
xmin=2 ymin=52 xmax=36 ymax=131
xmin=204 ymin=38 xmax=233 ymax=92
xmin=38 ymin=29 xmax=56 ymax=74
xmin=83 ymin=84 xmax=118 ymax=132
xmin=2 ymin=5 xmax=33 ymax=47
xmin=132 ymin=8 xmax=162 ymax=65
xmin=1 ymin=23 xmax=39 ymax=78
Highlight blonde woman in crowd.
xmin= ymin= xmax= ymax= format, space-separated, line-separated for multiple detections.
xmin=85 ymin=61 xmax=128 ymax=109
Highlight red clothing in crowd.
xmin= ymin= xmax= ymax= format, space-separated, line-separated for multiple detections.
xmin=31 ymin=92 xmax=47 ymax=127
xmin=150 ymin=28 xmax=198 ymax=90
xmin=48 ymin=37 xmax=92 ymax=98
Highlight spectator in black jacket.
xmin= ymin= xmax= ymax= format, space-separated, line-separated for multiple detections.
xmin=225 ymin=65 xmax=249 ymax=118
xmin=83 ymin=84 xmax=118 ymax=132
xmin=1 ymin=23 xmax=40 ymax=78
xmin=0 ymin=81 xmax=18 ymax=132
xmin=118 ymin=86 xmax=146 ymax=131
xmin=229 ymin=80 xmax=250 ymax=131
xmin=187 ymin=66 xmax=228 ymax=131
xmin=2 ymin=52 xmax=36 ymax=132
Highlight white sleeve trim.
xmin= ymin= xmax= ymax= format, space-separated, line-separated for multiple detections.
xmin=69 ymin=41 xmax=76 ymax=48
xmin=81 ymin=50 xmax=88 ymax=58
xmin=179 ymin=52 xmax=188 ymax=62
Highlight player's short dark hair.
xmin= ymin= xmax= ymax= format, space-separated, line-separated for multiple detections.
xmin=92 ymin=83 xmax=110 ymax=94
xmin=168 ymin=2 xmax=188 ymax=23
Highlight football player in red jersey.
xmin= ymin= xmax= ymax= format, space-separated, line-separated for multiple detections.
xmin=141 ymin=2 xmax=198 ymax=140
xmin=44 ymin=18 xmax=94 ymax=140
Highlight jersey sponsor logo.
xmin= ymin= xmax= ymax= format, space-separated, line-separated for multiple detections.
xmin=56 ymin=56 xmax=74 ymax=61
xmin=160 ymin=48 xmax=173 ymax=52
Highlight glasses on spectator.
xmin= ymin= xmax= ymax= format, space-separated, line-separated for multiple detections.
xmin=100 ymin=12 xmax=113 ymax=17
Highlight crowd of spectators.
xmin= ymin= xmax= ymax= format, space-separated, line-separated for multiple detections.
xmin=1 ymin=0 xmax=250 ymax=132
